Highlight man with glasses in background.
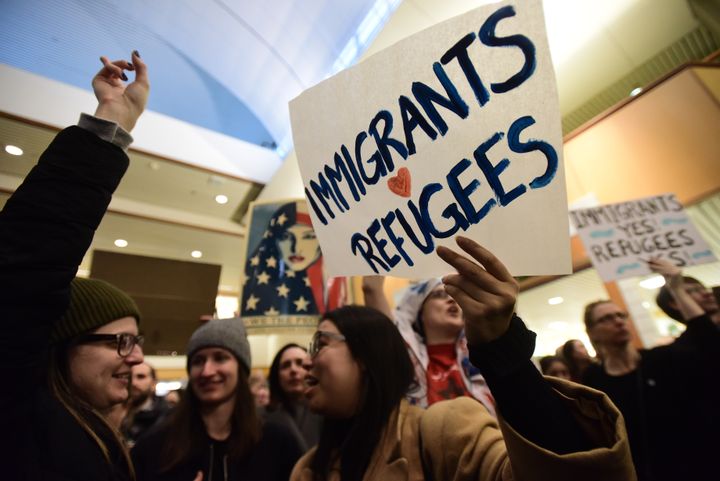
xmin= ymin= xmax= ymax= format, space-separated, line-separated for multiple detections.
xmin=582 ymin=258 xmax=720 ymax=481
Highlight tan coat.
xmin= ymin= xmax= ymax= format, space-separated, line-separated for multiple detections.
xmin=290 ymin=378 xmax=635 ymax=481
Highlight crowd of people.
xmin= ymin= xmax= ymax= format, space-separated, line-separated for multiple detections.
xmin=1 ymin=52 xmax=717 ymax=481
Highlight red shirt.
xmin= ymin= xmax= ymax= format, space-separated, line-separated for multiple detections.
xmin=426 ymin=343 xmax=471 ymax=405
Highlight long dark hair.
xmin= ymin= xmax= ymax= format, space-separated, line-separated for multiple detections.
xmin=47 ymin=342 xmax=135 ymax=479
xmin=560 ymin=340 xmax=588 ymax=382
xmin=268 ymin=343 xmax=307 ymax=412
xmin=311 ymin=305 xmax=414 ymax=481
xmin=159 ymin=354 xmax=261 ymax=472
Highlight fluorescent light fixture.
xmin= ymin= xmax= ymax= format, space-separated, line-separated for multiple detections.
xmin=639 ymin=275 xmax=665 ymax=289
xmin=191 ymin=250 xmax=203 ymax=259
xmin=114 ymin=239 xmax=128 ymax=248
xmin=215 ymin=194 xmax=229 ymax=204
xmin=5 ymin=145 xmax=23 ymax=156
xmin=630 ymin=87 xmax=643 ymax=97
xmin=548 ymin=296 xmax=564 ymax=305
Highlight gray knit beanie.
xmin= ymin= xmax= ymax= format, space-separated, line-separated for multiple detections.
xmin=186 ymin=317 xmax=251 ymax=375
xmin=51 ymin=277 xmax=141 ymax=343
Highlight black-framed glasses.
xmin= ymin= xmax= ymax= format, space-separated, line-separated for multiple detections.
xmin=594 ymin=311 xmax=629 ymax=325
xmin=75 ymin=333 xmax=145 ymax=357
xmin=308 ymin=331 xmax=346 ymax=358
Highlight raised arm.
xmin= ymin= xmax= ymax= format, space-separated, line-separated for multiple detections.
xmin=433 ymin=237 xmax=634 ymax=480
xmin=647 ymin=257 xmax=703 ymax=320
xmin=437 ymin=237 xmax=589 ymax=447
xmin=0 ymin=52 xmax=149 ymax=382
xmin=361 ymin=275 xmax=393 ymax=319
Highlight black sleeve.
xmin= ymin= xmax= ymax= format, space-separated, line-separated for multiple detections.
xmin=468 ymin=315 xmax=592 ymax=454
xmin=0 ymin=126 xmax=129 ymax=387
xmin=676 ymin=313 xmax=720 ymax=353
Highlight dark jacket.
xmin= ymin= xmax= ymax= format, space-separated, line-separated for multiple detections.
xmin=0 ymin=125 xmax=132 ymax=480
xmin=584 ymin=314 xmax=720 ymax=481
xmin=123 ymin=396 xmax=172 ymax=446
xmin=131 ymin=418 xmax=304 ymax=481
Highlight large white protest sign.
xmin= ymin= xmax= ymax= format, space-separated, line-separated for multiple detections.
xmin=570 ymin=193 xmax=717 ymax=282
xmin=289 ymin=0 xmax=571 ymax=278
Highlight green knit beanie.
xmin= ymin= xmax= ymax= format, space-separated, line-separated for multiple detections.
xmin=50 ymin=277 xmax=141 ymax=343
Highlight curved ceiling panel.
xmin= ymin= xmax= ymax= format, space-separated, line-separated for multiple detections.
xmin=0 ymin=0 xmax=395 ymax=153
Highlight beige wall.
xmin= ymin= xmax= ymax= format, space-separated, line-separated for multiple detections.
xmin=564 ymin=66 xmax=720 ymax=207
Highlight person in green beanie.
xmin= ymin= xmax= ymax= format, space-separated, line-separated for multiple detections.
xmin=0 ymin=51 xmax=149 ymax=481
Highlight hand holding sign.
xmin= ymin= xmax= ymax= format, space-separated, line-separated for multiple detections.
xmin=437 ymin=236 xmax=518 ymax=344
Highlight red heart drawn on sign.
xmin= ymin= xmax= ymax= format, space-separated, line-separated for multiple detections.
xmin=387 ymin=167 xmax=411 ymax=198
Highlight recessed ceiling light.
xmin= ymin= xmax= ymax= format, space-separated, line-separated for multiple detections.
xmin=114 ymin=239 xmax=128 ymax=248
xmin=630 ymin=87 xmax=643 ymax=97
xmin=548 ymin=296 xmax=564 ymax=305
xmin=215 ymin=194 xmax=229 ymax=205
xmin=642 ymin=301 xmax=651 ymax=309
xmin=191 ymin=250 xmax=203 ymax=258
xmin=5 ymin=145 xmax=23 ymax=156
xmin=639 ymin=275 xmax=665 ymax=289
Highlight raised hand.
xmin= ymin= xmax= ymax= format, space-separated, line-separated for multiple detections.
xmin=92 ymin=50 xmax=149 ymax=132
xmin=437 ymin=236 xmax=518 ymax=344
xmin=646 ymin=256 xmax=683 ymax=290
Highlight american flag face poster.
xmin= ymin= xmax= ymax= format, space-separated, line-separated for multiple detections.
xmin=240 ymin=199 xmax=346 ymax=328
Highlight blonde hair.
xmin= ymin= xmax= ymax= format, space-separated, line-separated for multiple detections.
xmin=47 ymin=343 xmax=136 ymax=480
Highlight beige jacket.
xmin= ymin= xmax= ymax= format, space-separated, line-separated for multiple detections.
xmin=290 ymin=378 xmax=635 ymax=481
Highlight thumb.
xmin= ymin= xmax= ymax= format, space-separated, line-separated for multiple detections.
xmin=193 ymin=470 xmax=204 ymax=481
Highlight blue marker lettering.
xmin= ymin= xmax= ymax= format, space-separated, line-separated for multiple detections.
xmin=473 ymin=131 xmax=527 ymax=206
xmin=399 ymin=95 xmax=437 ymax=156
xmin=440 ymin=32 xmax=490 ymax=107
xmin=412 ymin=62 xmax=470 ymax=136
xmin=479 ymin=5 xmax=536 ymax=93
xmin=507 ymin=116 xmax=557 ymax=189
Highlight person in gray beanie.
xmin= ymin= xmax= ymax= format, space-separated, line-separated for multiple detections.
xmin=186 ymin=317 xmax=252 ymax=375
xmin=131 ymin=318 xmax=303 ymax=481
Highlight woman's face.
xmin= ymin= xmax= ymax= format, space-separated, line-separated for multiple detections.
xmin=67 ymin=316 xmax=144 ymax=413
xmin=571 ymin=340 xmax=590 ymax=362
xmin=277 ymin=224 xmax=321 ymax=271
xmin=278 ymin=347 xmax=308 ymax=399
xmin=420 ymin=286 xmax=464 ymax=338
xmin=189 ymin=347 xmax=239 ymax=406
xmin=546 ymin=361 xmax=571 ymax=380
xmin=303 ymin=320 xmax=362 ymax=418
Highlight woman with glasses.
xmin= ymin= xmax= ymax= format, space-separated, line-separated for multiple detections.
xmin=1 ymin=52 xmax=149 ymax=480
xmin=293 ymin=237 xmax=635 ymax=481
xmin=582 ymin=257 xmax=720 ymax=481
xmin=265 ymin=344 xmax=322 ymax=452
xmin=132 ymin=318 xmax=303 ymax=481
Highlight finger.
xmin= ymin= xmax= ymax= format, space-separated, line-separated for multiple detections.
xmin=193 ymin=471 xmax=204 ymax=481
xmin=456 ymin=236 xmax=514 ymax=283
xmin=443 ymin=283 xmax=484 ymax=312
xmin=98 ymin=56 xmax=126 ymax=81
xmin=443 ymin=283 xmax=504 ymax=319
xmin=438 ymin=249 xmax=506 ymax=297
xmin=442 ymin=272 xmax=507 ymax=301
xmin=130 ymin=50 xmax=149 ymax=87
